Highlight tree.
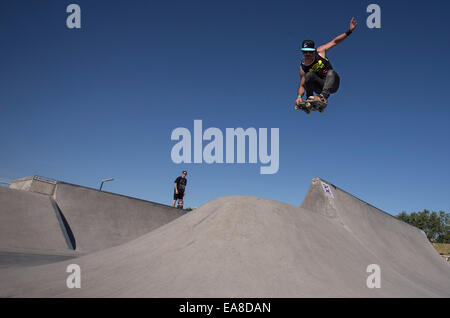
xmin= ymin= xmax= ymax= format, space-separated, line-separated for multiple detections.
xmin=397 ymin=210 xmax=449 ymax=243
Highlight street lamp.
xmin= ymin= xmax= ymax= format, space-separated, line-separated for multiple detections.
xmin=99 ymin=178 xmax=114 ymax=191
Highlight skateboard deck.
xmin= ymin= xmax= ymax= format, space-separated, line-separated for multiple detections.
xmin=177 ymin=199 xmax=184 ymax=209
xmin=295 ymin=99 xmax=327 ymax=114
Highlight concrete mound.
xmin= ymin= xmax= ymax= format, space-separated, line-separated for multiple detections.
xmin=1 ymin=180 xmax=449 ymax=297
xmin=301 ymin=178 xmax=450 ymax=294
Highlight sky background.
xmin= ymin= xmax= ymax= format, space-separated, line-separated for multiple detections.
xmin=0 ymin=0 xmax=449 ymax=214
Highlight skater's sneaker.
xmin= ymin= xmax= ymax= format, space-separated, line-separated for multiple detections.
xmin=310 ymin=95 xmax=328 ymax=106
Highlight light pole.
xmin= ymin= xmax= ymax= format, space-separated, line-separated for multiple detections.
xmin=99 ymin=178 xmax=114 ymax=191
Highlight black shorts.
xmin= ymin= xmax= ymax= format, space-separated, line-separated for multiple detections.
xmin=173 ymin=192 xmax=184 ymax=200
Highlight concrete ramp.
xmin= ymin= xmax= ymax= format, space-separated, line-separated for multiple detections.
xmin=0 ymin=178 xmax=186 ymax=266
xmin=52 ymin=182 xmax=186 ymax=253
xmin=1 ymin=179 xmax=449 ymax=297
xmin=0 ymin=187 xmax=70 ymax=254
xmin=301 ymin=178 xmax=450 ymax=296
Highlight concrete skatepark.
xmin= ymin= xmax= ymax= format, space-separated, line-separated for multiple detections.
xmin=0 ymin=176 xmax=449 ymax=297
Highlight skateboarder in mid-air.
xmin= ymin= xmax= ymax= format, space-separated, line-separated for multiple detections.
xmin=172 ymin=170 xmax=187 ymax=208
xmin=295 ymin=18 xmax=357 ymax=112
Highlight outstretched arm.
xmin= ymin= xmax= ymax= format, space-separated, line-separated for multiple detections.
xmin=317 ymin=18 xmax=357 ymax=57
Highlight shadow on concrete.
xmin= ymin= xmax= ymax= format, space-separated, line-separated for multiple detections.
xmin=49 ymin=198 xmax=76 ymax=250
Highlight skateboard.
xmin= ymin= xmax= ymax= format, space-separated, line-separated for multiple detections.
xmin=295 ymin=99 xmax=327 ymax=114
xmin=177 ymin=199 xmax=184 ymax=209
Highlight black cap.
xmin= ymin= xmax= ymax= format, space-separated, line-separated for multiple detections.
xmin=301 ymin=40 xmax=316 ymax=52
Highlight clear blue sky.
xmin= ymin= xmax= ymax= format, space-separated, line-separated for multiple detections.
xmin=1 ymin=0 xmax=449 ymax=214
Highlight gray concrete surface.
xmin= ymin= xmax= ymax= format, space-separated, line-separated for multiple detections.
xmin=0 ymin=177 xmax=448 ymax=297
xmin=301 ymin=178 xmax=450 ymax=296
xmin=10 ymin=176 xmax=57 ymax=195
xmin=0 ymin=180 xmax=187 ymax=265
xmin=52 ymin=182 xmax=187 ymax=253
xmin=0 ymin=187 xmax=69 ymax=253
xmin=0 ymin=252 xmax=76 ymax=269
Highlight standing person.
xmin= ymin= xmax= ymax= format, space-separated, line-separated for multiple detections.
xmin=172 ymin=170 xmax=187 ymax=207
xmin=295 ymin=18 xmax=357 ymax=111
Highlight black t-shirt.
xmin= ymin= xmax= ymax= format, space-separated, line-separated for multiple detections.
xmin=174 ymin=176 xmax=187 ymax=193
xmin=301 ymin=52 xmax=333 ymax=79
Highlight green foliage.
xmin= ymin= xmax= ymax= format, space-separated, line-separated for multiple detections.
xmin=397 ymin=210 xmax=449 ymax=243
